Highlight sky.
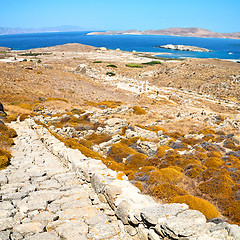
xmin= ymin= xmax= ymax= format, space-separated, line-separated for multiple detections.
xmin=1 ymin=0 xmax=239 ymax=33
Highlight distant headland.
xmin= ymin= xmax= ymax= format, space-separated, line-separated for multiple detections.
xmin=87 ymin=27 xmax=240 ymax=40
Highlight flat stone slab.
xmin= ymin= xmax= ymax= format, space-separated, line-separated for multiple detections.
xmin=0 ymin=121 xmax=131 ymax=239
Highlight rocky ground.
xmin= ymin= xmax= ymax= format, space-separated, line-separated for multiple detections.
xmin=1 ymin=43 xmax=240 ymax=238
xmin=0 ymin=121 xmax=131 ymax=239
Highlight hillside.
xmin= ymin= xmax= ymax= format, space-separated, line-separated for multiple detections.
xmin=1 ymin=43 xmax=240 ymax=229
xmin=88 ymin=27 xmax=240 ymax=39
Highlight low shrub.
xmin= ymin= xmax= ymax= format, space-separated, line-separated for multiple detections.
xmin=107 ymin=142 xmax=137 ymax=163
xmin=198 ymin=172 xmax=234 ymax=199
xmin=0 ymin=155 xmax=9 ymax=170
xmin=85 ymin=133 xmax=111 ymax=145
xmin=148 ymin=167 xmax=183 ymax=185
xmin=106 ymin=72 xmax=116 ymax=77
xmin=185 ymin=164 xmax=205 ymax=178
xmin=45 ymin=97 xmax=69 ymax=103
xmin=125 ymin=153 xmax=148 ymax=170
xmin=93 ymin=61 xmax=102 ymax=63
xmin=172 ymin=195 xmax=220 ymax=220
xmin=71 ymin=108 xmax=85 ymax=115
xmin=126 ymin=63 xmax=143 ymax=68
xmin=151 ymin=183 xmax=188 ymax=201
xmin=86 ymin=101 xmax=122 ymax=109
xmin=106 ymin=64 xmax=117 ymax=68
xmin=19 ymin=114 xmax=30 ymax=122
xmin=203 ymin=157 xmax=224 ymax=168
xmin=133 ymin=106 xmax=147 ymax=115
xmin=3 ymin=115 xmax=17 ymax=123
xmin=142 ymin=61 xmax=162 ymax=66
xmin=156 ymin=145 xmax=171 ymax=158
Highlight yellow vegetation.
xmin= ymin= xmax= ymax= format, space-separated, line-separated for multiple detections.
xmin=133 ymin=181 xmax=144 ymax=191
xmin=0 ymin=124 xmax=17 ymax=170
xmin=3 ymin=115 xmax=17 ymax=123
xmin=86 ymin=101 xmax=122 ymax=108
xmin=200 ymin=128 xmax=216 ymax=135
xmin=151 ymin=183 xmax=189 ymax=201
xmin=148 ymin=167 xmax=183 ymax=185
xmin=0 ymin=156 xmax=9 ymax=170
xmin=19 ymin=114 xmax=30 ymax=122
xmin=204 ymin=157 xmax=224 ymax=168
xmin=207 ymin=151 xmax=223 ymax=158
xmin=85 ymin=133 xmax=111 ymax=145
xmin=185 ymin=164 xmax=205 ymax=178
xmin=156 ymin=145 xmax=171 ymax=158
xmin=132 ymin=106 xmax=147 ymax=115
xmin=173 ymin=195 xmax=220 ymax=219
xmin=125 ymin=153 xmax=148 ymax=170
xmin=107 ymin=142 xmax=137 ymax=163
xmin=45 ymin=97 xmax=69 ymax=103
xmin=198 ymin=172 xmax=234 ymax=199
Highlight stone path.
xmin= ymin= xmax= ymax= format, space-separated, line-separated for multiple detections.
xmin=0 ymin=121 xmax=132 ymax=240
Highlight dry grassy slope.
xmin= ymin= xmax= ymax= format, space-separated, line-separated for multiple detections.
xmin=1 ymin=43 xmax=240 ymax=225
xmin=152 ymin=59 xmax=240 ymax=101
xmin=0 ymin=43 xmax=239 ymax=130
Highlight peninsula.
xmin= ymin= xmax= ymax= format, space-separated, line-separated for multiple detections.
xmin=87 ymin=27 xmax=240 ymax=40
xmin=157 ymin=44 xmax=212 ymax=52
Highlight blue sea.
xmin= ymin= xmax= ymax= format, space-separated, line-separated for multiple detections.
xmin=0 ymin=31 xmax=240 ymax=60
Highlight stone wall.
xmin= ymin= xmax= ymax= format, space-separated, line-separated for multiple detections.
xmin=26 ymin=119 xmax=240 ymax=240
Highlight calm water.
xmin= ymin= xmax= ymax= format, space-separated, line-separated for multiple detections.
xmin=0 ymin=31 xmax=240 ymax=60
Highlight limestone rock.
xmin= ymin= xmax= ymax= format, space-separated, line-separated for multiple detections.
xmin=141 ymin=203 xmax=188 ymax=225
xmin=55 ymin=220 xmax=88 ymax=239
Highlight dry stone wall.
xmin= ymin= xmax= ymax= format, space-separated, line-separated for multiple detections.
xmin=27 ymin=119 xmax=240 ymax=240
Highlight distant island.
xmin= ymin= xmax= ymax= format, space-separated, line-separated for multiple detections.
xmin=0 ymin=26 xmax=90 ymax=35
xmin=157 ymin=44 xmax=211 ymax=52
xmin=87 ymin=27 xmax=240 ymax=40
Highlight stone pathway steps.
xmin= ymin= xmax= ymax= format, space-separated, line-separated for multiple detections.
xmin=0 ymin=122 xmax=132 ymax=240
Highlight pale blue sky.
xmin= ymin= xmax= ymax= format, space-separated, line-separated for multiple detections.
xmin=1 ymin=0 xmax=239 ymax=32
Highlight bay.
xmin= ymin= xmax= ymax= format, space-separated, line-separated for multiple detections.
xmin=0 ymin=31 xmax=240 ymax=60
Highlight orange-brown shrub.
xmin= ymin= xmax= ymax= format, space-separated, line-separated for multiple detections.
xmin=181 ymin=137 xmax=202 ymax=146
xmin=185 ymin=164 xmax=205 ymax=178
xmin=172 ymin=195 xmax=220 ymax=220
xmin=200 ymin=128 xmax=216 ymax=135
xmin=180 ymin=155 xmax=202 ymax=169
xmin=133 ymin=106 xmax=147 ymax=115
xmin=133 ymin=181 xmax=144 ymax=191
xmin=156 ymin=145 xmax=171 ymax=158
xmin=125 ymin=153 xmax=148 ymax=170
xmin=223 ymin=140 xmax=237 ymax=150
xmin=0 ymin=156 xmax=9 ymax=170
xmin=86 ymin=101 xmax=122 ymax=108
xmin=203 ymin=157 xmax=224 ymax=168
xmin=207 ymin=151 xmax=223 ymax=158
xmin=198 ymin=172 xmax=234 ymax=200
xmin=151 ymin=183 xmax=188 ymax=201
xmin=19 ymin=114 xmax=29 ymax=122
xmin=85 ymin=133 xmax=111 ymax=145
xmin=107 ymin=142 xmax=137 ymax=163
xmin=195 ymin=152 xmax=208 ymax=161
xmin=146 ymin=126 xmax=166 ymax=133
xmin=3 ymin=115 xmax=17 ymax=123
xmin=148 ymin=167 xmax=183 ymax=185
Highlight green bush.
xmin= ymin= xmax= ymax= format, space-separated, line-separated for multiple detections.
xmin=93 ymin=61 xmax=102 ymax=63
xmin=106 ymin=72 xmax=116 ymax=76
xmin=106 ymin=64 xmax=117 ymax=68
xmin=126 ymin=63 xmax=143 ymax=68
xmin=142 ymin=61 xmax=162 ymax=66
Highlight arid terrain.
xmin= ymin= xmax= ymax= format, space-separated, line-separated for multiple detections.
xmin=1 ymin=43 xmax=240 ymax=226
xmin=88 ymin=27 xmax=240 ymax=39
